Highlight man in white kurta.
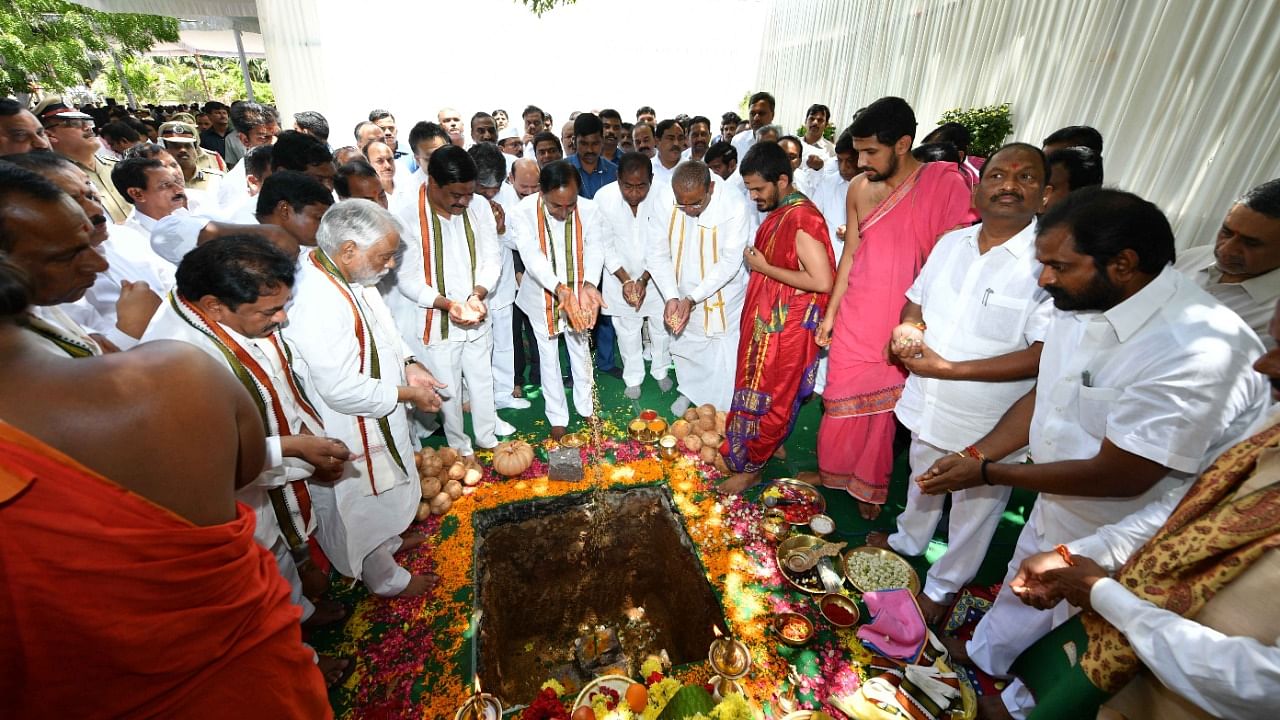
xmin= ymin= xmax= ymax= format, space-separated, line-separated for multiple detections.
xmin=289 ymin=199 xmax=445 ymax=598
xmin=393 ymin=145 xmax=504 ymax=456
xmin=141 ymin=235 xmax=349 ymax=623
xmin=488 ymin=160 xmax=538 ymax=410
xmin=596 ymin=153 xmax=672 ymax=398
xmin=916 ymin=189 xmax=1269 ymax=719
xmin=650 ymin=162 xmax=750 ymax=414
xmin=880 ymin=145 xmax=1056 ymax=618
xmin=508 ymin=160 xmax=606 ymax=435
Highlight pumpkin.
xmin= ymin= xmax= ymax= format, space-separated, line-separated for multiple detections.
xmin=697 ymin=403 xmax=716 ymax=418
xmin=683 ymin=408 xmax=700 ymax=423
xmin=420 ymin=476 xmax=442 ymax=499
xmin=429 ymin=491 xmax=452 ymax=514
xmin=699 ymin=445 xmax=719 ymax=464
xmin=700 ymin=431 xmax=721 ymax=449
xmin=684 ymin=434 xmax=703 ymax=452
xmin=447 ymin=461 xmax=466 ymax=481
xmin=463 ymin=467 xmax=483 ymax=486
xmin=415 ymin=501 xmax=432 ymax=522
xmin=493 ymin=441 xmax=534 ymax=477
xmin=445 ymin=479 xmax=463 ymax=500
xmin=436 ymin=447 xmax=459 ymax=466
xmin=696 ymin=415 xmax=716 ymax=433
xmin=670 ymin=418 xmax=692 ymax=439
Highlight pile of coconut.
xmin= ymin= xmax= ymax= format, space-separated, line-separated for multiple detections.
xmin=412 ymin=446 xmax=480 ymax=520
xmin=670 ymin=403 xmax=730 ymax=475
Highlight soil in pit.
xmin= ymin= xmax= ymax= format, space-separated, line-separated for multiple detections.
xmin=474 ymin=485 xmax=723 ymax=703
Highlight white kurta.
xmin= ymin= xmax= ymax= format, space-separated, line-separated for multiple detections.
xmin=649 ymin=178 xmax=750 ymax=409
xmin=489 ymin=183 xmax=524 ymax=404
xmin=25 ymin=306 xmax=102 ymax=357
xmin=596 ymin=181 xmax=671 ymax=386
xmin=1174 ymin=243 xmax=1280 ymax=350
xmin=392 ymin=191 xmax=502 ymax=453
xmin=75 ymin=222 xmax=175 ymax=349
xmin=508 ymin=192 xmax=606 ymax=424
xmin=889 ymin=221 xmax=1051 ymax=602
xmin=286 ymin=256 xmax=420 ymax=589
xmin=966 ymin=265 xmax=1270 ymax=688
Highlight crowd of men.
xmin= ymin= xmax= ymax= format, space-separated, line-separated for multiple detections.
xmin=1 ymin=88 xmax=1278 ymax=720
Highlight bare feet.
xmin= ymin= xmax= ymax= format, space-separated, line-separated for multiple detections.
xmin=864 ymin=531 xmax=892 ymax=550
xmin=299 ymin=558 xmax=330 ymax=599
xmin=772 ymin=445 xmax=787 ymax=460
xmin=512 ymin=386 xmax=524 ymax=398
xmin=976 ymin=695 xmax=1014 ymax=720
xmin=551 ymin=425 xmax=567 ymax=441
xmin=302 ymin=598 xmax=348 ymax=630
xmin=397 ymin=531 xmax=428 ymax=554
xmin=918 ymin=593 xmax=950 ymax=626
xmin=396 ymin=572 xmax=441 ymax=597
xmin=940 ymin=634 xmax=972 ymax=666
xmin=795 ymin=471 xmax=820 ymax=486
xmin=317 ymin=654 xmax=353 ymax=689
xmin=718 ymin=471 xmax=762 ymax=495
xmin=858 ymin=500 xmax=882 ymax=520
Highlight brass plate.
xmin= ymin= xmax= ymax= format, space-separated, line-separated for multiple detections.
xmin=842 ymin=545 xmax=921 ymax=595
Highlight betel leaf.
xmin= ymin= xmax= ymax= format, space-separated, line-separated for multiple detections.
xmin=656 ymin=684 xmax=717 ymax=720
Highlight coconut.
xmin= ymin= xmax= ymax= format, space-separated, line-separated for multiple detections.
xmin=448 ymin=461 xmax=466 ymax=481
xmin=683 ymin=408 xmax=700 ymax=423
xmin=445 ymin=479 xmax=463 ymax=500
xmin=670 ymin=418 xmax=693 ymax=439
xmin=436 ymin=446 xmax=459 ymax=466
xmin=463 ymin=467 xmax=483 ymax=486
xmin=696 ymin=415 xmax=716 ymax=433
xmin=416 ymin=501 xmax=432 ymax=522
xmin=715 ymin=410 xmax=727 ymax=432
xmin=697 ymin=403 xmax=716 ymax=418
xmin=429 ymin=491 xmax=452 ymax=514
xmin=420 ymin=476 xmax=442 ymax=499
xmin=699 ymin=445 xmax=719 ymax=464
xmin=700 ymin=431 xmax=721 ymax=449
xmin=683 ymin=433 xmax=703 ymax=452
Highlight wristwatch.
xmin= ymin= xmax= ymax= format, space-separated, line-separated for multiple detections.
xmin=404 ymin=356 xmax=418 ymax=368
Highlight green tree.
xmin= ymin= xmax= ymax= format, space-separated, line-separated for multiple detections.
xmin=0 ymin=0 xmax=177 ymax=97
xmin=937 ymin=103 xmax=1013 ymax=158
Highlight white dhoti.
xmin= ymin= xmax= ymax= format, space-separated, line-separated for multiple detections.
xmin=889 ymin=434 xmax=1013 ymax=602
xmin=490 ymin=303 xmax=516 ymax=404
xmin=310 ymin=467 xmax=419 ymax=597
xmin=670 ymin=296 xmax=741 ymax=409
xmin=535 ymin=327 xmax=594 ymax=425
xmin=613 ymin=314 xmax=670 ymax=387
xmin=423 ymin=330 xmax=498 ymax=454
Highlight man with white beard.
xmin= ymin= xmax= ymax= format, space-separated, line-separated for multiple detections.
xmin=288 ymin=199 xmax=446 ymax=597
xmin=651 ymin=161 xmax=751 ymax=414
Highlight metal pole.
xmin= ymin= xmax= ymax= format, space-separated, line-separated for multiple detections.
xmin=232 ymin=28 xmax=254 ymax=101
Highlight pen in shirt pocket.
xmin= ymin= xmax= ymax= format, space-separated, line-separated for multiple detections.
xmin=1081 ymin=370 xmax=1092 ymax=387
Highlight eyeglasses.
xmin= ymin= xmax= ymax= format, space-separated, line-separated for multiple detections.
xmin=48 ymin=118 xmax=94 ymax=130
xmin=674 ymin=196 xmax=708 ymax=211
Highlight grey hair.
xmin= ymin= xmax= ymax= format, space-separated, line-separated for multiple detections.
xmin=756 ymin=124 xmax=784 ymax=140
xmin=316 ymin=199 xmax=401 ymax=255
xmin=672 ymin=160 xmax=711 ymax=190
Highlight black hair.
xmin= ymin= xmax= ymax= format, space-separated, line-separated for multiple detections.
xmin=522 ymin=105 xmax=545 ymax=121
xmin=532 ymin=131 xmax=562 ymax=152
xmin=720 ymin=111 xmax=741 ymax=126
xmin=334 ymin=159 xmax=380 ymax=199
xmin=270 ymin=129 xmax=332 ymax=172
xmin=1045 ymin=146 xmax=1103 ymax=191
xmin=1039 ymin=187 xmax=1174 ymax=274
xmin=1042 ymin=125 xmax=1103 ymax=155
xmin=616 ymin=151 xmax=653 ymax=179
xmin=704 ymin=140 xmax=738 ymax=166
xmin=293 ymin=110 xmax=329 ymax=142
xmin=123 ymin=142 xmax=169 ymax=161
xmin=467 ymin=142 xmax=506 ymax=189
xmin=748 ymin=92 xmax=776 ymax=111
xmin=980 ymin=142 xmax=1051 ymax=187
xmin=740 ymin=140 xmax=792 ymax=183
xmin=689 ymin=115 xmax=711 ymax=130
xmin=912 ymin=142 xmax=960 ymax=164
xmin=598 ymin=108 xmax=621 ymax=123
xmin=573 ymin=112 xmax=603 ymax=138
xmin=368 ymin=109 xmax=394 ymax=122
xmin=1 ymin=99 xmax=23 ymax=117
xmin=0 ymin=150 xmax=76 ymax=174
xmin=353 ymin=120 xmax=379 ymax=142
xmin=407 ymin=121 xmax=451 ymax=156
xmin=539 ymin=159 xmax=580 ymax=194
xmin=229 ymin=102 xmax=279 ymax=135
xmin=175 ymin=234 xmax=296 ymax=310
xmin=471 ymin=111 xmax=494 ymax=127
xmin=100 ymin=121 xmax=141 ymax=145
xmin=202 ymin=100 xmax=229 ymax=114
xmin=254 ymin=170 xmax=334 ymax=218
xmin=849 ymin=96 xmax=917 ymax=146
xmin=923 ymin=122 xmax=970 ymax=152
xmin=1239 ymin=178 xmax=1280 ymax=219
xmin=0 ymin=252 xmax=30 ymax=319
xmin=0 ymin=160 xmax=68 ymax=252
xmin=805 ymin=103 xmax=831 ymax=121
xmin=778 ymin=135 xmax=804 ymax=153
xmin=834 ymin=127 xmax=855 ymax=155
xmin=635 ymin=105 xmax=655 ymax=118
xmin=244 ymin=144 xmax=274 ymax=179
xmin=110 ymin=156 xmax=165 ymax=203
xmin=428 ymin=144 xmax=478 ymax=186
xmin=655 ymin=119 xmax=681 ymax=140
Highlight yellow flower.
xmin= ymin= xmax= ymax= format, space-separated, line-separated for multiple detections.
xmin=540 ymin=678 xmax=566 ymax=695
xmin=709 ymin=693 xmax=753 ymax=720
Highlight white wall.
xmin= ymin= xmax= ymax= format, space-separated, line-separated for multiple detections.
xmin=754 ymin=0 xmax=1280 ymax=249
xmin=260 ymin=0 xmax=768 ymax=151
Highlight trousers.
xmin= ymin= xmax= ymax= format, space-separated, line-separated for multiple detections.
xmin=613 ymin=314 xmax=670 ymax=387
xmin=423 ymin=331 xmax=498 ymax=454
xmin=534 ymin=327 xmax=594 ymax=425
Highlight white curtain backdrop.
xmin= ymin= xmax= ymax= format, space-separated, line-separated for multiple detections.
xmin=755 ymin=0 xmax=1280 ymax=249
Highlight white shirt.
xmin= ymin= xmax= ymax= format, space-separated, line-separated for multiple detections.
xmin=895 ymin=221 xmax=1051 ymax=450
xmin=648 ymin=178 xmax=751 ymax=335
xmin=595 ymin=181 xmax=667 ymax=319
xmin=507 ymin=192 xmax=606 ymax=336
xmin=651 ymin=155 xmax=680 ymax=192
xmin=392 ymin=192 xmax=502 ymax=344
xmin=730 ymin=128 xmax=755 ymax=160
xmin=215 ymin=160 xmax=249 ymax=212
xmin=74 ymin=223 xmax=175 ymax=349
xmin=489 ymin=183 xmax=523 ymax=310
xmin=1175 ymin=243 xmax=1280 ymax=350
xmin=801 ymin=136 xmax=835 ymax=163
xmin=1028 ymin=265 xmax=1268 ymax=544
xmin=808 ymin=170 xmax=850 ymax=258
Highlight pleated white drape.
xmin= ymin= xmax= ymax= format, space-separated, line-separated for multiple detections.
xmin=755 ymin=0 xmax=1280 ymax=248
